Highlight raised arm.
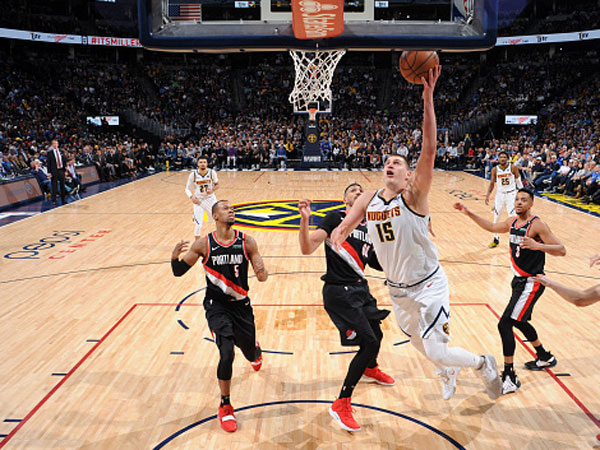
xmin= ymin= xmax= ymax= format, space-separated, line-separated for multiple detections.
xmin=535 ymin=275 xmax=600 ymax=307
xmin=411 ymin=65 xmax=442 ymax=202
xmin=298 ymin=199 xmax=329 ymax=255
xmin=245 ymin=235 xmax=268 ymax=282
xmin=520 ymin=220 xmax=566 ymax=257
xmin=331 ymin=191 xmax=373 ymax=247
xmin=453 ymin=202 xmax=512 ymax=233
xmin=485 ymin=166 xmax=497 ymax=205
xmin=171 ymin=237 xmax=206 ymax=276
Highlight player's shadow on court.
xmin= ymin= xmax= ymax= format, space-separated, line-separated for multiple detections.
xmin=248 ymin=409 xmax=427 ymax=449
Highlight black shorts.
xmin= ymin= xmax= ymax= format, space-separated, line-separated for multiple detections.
xmin=503 ymin=276 xmax=546 ymax=322
xmin=323 ymin=281 xmax=390 ymax=347
xmin=204 ymin=295 xmax=256 ymax=350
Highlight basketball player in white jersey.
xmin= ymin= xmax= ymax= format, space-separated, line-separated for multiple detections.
xmin=486 ymin=151 xmax=522 ymax=248
xmin=186 ymin=156 xmax=219 ymax=241
xmin=332 ymin=66 xmax=502 ymax=401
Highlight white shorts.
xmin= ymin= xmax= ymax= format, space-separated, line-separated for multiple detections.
xmin=193 ymin=194 xmax=217 ymax=235
xmin=494 ymin=190 xmax=516 ymax=216
xmin=387 ymin=266 xmax=450 ymax=343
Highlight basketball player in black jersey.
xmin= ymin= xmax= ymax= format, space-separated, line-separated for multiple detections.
xmin=299 ymin=183 xmax=394 ymax=432
xmin=171 ymin=200 xmax=268 ymax=432
xmin=454 ymin=188 xmax=566 ymax=394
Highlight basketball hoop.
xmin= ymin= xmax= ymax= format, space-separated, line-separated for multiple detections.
xmin=288 ymin=49 xmax=346 ymax=118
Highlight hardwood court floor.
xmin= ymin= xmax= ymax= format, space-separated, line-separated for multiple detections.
xmin=1 ymin=170 xmax=599 ymax=449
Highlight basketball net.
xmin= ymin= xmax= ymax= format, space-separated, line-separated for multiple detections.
xmin=288 ymin=49 xmax=346 ymax=121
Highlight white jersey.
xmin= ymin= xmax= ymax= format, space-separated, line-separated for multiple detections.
xmin=186 ymin=169 xmax=218 ymax=198
xmin=366 ymin=190 xmax=439 ymax=286
xmin=495 ymin=164 xmax=516 ymax=194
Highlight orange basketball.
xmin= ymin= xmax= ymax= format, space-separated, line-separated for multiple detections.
xmin=399 ymin=51 xmax=439 ymax=84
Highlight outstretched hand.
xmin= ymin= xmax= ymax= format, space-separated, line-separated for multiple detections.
xmin=422 ymin=65 xmax=442 ymax=101
xmin=453 ymin=202 xmax=470 ymax=215
xmin=534 ymin=274 xmax=552 ymax=287
xmin=298 ymin=199 xmax=312 ymax=221
xmin=172 ymin=240 xmax=189 ymax=260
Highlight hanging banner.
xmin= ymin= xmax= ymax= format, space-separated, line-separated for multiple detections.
xmin=291 ymin=0 xmax=344 ymax=40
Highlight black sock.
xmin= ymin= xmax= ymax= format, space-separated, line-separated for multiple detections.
xmin=338 ymin=384 xmax=354 ymax=399
xmin=504 ymin=362 xmax=514 ymax=374
xmin=221 ymin=395 xmax=231 ymax=406
xmin=534 ymin=344 xmax=550 ymax=359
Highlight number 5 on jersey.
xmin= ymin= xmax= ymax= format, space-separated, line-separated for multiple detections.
xmin=375 ymin=222 xmax=395 ymax=242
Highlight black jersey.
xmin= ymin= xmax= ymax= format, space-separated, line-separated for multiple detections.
xmin=509 ymin=216 xmax=545 ymax=277
xmin=317 ymin=210 xmax=381 ymax=284
xmin=202 ymin=230 xmax=250 ymax=301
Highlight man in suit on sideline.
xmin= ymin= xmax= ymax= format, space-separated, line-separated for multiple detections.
xmin=47 ymin=139 xmax=67 ymax=205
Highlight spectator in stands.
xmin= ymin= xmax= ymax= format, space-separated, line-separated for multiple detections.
xmin=31 ymin=159 xmax=51 ymax=198
xmin=582 ymin=165 xmax=600 ymax=204
xmin=1 ymin=153 xmax=17 ymax=176
xmin=546 ymin=159 xmax=574 ymax=193
xmin=275 ymin=141 xmax=287 ymax=170
xmin=565 ymin=161 xmax=590 ymax=197
xmin=226 ymin=142 xmax=237 ymax=170
xmin=533 ymin=154 xmax=560 ymax=190
xmin=65 ymin=157 xmax=82 ymax=190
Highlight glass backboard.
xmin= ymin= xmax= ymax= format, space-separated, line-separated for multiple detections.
xmin=138 ymin=0 xmax=498 ymax=52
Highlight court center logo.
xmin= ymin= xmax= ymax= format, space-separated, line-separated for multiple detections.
xmin=233 ymin=199 xmax=344 ymax=232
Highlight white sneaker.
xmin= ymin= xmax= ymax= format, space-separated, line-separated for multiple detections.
xmin=501 ymin=371 xmax=521 ymax=395
xmin=476 ymin=354 xmax=502 ymax=400
xmin=437 ymin=367 xmax=460 ymax=400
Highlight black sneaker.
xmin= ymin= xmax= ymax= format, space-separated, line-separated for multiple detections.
xmin=524 ymin=354 xmax=557 ymax=371
xmin=501 ymin=370 xmax=521 ymax=395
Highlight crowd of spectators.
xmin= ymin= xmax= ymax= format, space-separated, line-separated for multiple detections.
xmin=1 ymin=43 xmax=599 ymax=203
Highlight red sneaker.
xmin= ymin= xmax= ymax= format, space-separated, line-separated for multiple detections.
xmin=329 ymin=397 xmax=360 ymax=431
xmin=363 ymin=365 xmax=395 ymax=385
xmin=218 ymin=404 xmax=237 ymax=432
xmin=251 ymin=342 xmax=262 ymax=372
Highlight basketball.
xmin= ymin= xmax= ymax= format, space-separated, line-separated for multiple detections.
xmin=399 ymin=51 xmax=440 ymax=84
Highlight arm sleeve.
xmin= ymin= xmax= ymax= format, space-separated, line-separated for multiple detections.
xmin=185 ymin=172 xmax=195 ymax=198
xmin=316 ymin=211 xmax=341 ymax=236
xmin=211 ymin=169 xmax=219 ymax=183
xmin=516 ymin=176 xmax=523 ymax=189
xmin=171 ymin=258 xmax=192 ymax=277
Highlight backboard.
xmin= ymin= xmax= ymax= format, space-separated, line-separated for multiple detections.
xmin=138 ymin=0 xmax=498 ymax=52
